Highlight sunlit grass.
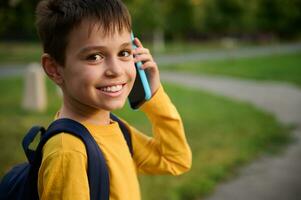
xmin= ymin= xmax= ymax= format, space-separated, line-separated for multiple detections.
xmin=164 ymin=51 xmax=301 ymax=88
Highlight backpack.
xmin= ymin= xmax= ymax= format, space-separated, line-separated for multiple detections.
xmin=0 ymin=113 xmax=133 ymax=200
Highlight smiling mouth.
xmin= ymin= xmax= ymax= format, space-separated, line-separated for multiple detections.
xmin=97 ymin=84 xmax=125 ymax=93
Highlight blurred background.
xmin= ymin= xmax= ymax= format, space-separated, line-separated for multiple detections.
xmin=1 ymin=0 xmax=301 ymax=44
xmin=1 ymin=0 xmax=301 ymax=200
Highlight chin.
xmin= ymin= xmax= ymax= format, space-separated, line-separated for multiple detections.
xmin=102 ymin=100 xmax=127 ymax=111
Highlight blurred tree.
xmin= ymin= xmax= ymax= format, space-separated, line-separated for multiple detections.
xmin=125 ymin=0 xmax=165 ymax=36
xmin=125 ymin=0 xmax=168 ymax=53
xmin=257 ymin=0 xmax=301 ymax=37
xmin=0 ymin=0 xmax=39 ymax=40
xmin=126 ymin=0 xmax=194 ymax=40
xmin=201 ymin=0 xmax=251 ymax=34
xmin=1 ymin=0 xmax=300 ymax=41
xmin=190 ymin=0 xmax=301 ymax=39
xmin=164 ymin=0 xmax=194 ymax=40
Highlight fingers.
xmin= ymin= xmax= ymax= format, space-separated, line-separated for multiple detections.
xmin=133 ymin=38 xmax=151 ymax=60
xmin=134 ymin=53 xmax=152 ymax=63
xmin=140 ymin=61 xmax=158 ymax=71
xmin=134 ymin=52 xmax=157 ymax=70
xmin=133 ymin=37 xmax=149 ymax=55
xmin=133 ymin=37 xmax=158 ymax=71
xmin=133 ymin=37 xmax=161 ymax=94
xmin=134 ymin=51 xmax=157 ymax=71
xmin=134 ymin=38 xmax=143 ymax=48
xmin=133 ymin=47 xmax=149 ymax=55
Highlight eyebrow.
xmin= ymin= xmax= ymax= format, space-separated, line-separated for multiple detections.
xmin=78 ymin=42 xmax=132 ymax=54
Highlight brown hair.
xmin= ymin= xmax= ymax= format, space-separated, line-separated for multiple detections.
xmin=36 ymin=0 xmax=132 ymax=65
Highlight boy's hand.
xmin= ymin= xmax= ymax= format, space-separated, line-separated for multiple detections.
xmin=133 ymin=38 xmax=161 ymax=95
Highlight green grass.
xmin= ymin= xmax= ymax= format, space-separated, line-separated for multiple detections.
xmin=0 ymin=77 xmax=290 ymax=199
xmin=0 ymin=42 xmax=42 ymax=64
xmin=164 ymin=51 xmax=301 ymax=88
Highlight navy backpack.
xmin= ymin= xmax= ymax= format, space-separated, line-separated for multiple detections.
xmin=0 ymin=114 xmax=132 ymax=200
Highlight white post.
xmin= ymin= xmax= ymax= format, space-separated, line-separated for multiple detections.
xmin=22 ymin=63 xmax=47 ymax=112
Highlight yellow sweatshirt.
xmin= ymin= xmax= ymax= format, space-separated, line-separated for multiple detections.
xmin=38 ymin=86 xmax=192 ymax=200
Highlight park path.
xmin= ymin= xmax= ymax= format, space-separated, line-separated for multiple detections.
xmin=161 ymin=72 xmax=301 ymax=200
xmin=155 ymin=42 xmax=301 ymax=65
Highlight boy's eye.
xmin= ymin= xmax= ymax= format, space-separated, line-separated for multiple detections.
xmin=119 ymin=50 xmax=132 ymax=57
xmin=86 ymin=54 xmax=103 ymax=62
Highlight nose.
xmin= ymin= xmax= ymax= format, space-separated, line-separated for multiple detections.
xmin=104 ymin=57 xmax=123 ymax=77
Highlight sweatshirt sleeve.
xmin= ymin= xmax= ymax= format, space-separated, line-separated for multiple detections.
xmin=38 ymin=135 xmax=90 ymax=200
xmin=129 ymin=85 xmax=192 ymax=175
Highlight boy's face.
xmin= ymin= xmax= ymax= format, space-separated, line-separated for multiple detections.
xmin=60 ymin=20 xmax=136 ymax=112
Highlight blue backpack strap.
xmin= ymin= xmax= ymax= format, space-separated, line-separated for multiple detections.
xmin=110 ymin=113 xmax=133 ymax=156
xmin=26 ymin=118 xmax=109 ymax=200
xmin=22 ymin=126 xmax=46 ymax=164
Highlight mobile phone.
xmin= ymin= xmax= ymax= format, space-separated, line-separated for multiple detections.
xmin=128 ymin=32 xmax=152 ymax=109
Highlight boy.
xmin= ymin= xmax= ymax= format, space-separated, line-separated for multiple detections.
xmin=36 ymin=0 xmax=192 ymax=199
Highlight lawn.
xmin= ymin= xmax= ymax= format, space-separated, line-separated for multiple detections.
xmin=164 ymin=51 xmax=301 ymax=88
xmin=0 ymin=77 xmax=290 ymax=199
xmin=0 ymin=42 xmax=42 ymax=64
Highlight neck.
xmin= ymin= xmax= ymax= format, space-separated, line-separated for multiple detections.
xmin=58 ymin=96 xmax=111 ymax=126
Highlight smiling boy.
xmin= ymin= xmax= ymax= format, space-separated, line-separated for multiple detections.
xmin=36 ymin=0 xmax=191 ymax=199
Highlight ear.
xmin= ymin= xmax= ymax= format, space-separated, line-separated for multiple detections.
xmin=41 ymin=53 xmax=64 ymax=85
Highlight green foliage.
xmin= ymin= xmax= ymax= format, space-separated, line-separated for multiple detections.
xmin=256 ymin=0 xmax=301 ymax=36
xmin=164 ymin=0 xmax=194 ymax=39
xmin=0 ymin=0 xmax=39 ymax=40
xmin=202 ymin=0 xmax=246 ymax=33
xmin=1 ymin=0 xmax=301 ymax=42
xmin=124 ymin=0 xmax=167 ymax=40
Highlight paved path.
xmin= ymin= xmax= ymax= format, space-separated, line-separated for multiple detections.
xmin=0 ymin=65 xmax=24 ymax=78
xmin=155 ymin=42 xmax=301 ymax=65
xmin=161 ymin=72 xmax=301 ymax=200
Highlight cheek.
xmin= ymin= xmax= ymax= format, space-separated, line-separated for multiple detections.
xmin=64 ymin=66 xmax=98 ymax=89
xmin=127 ymin=62 xmax=137 ymax=82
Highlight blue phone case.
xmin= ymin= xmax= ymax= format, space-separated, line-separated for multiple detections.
xmin=131 ymin=32 xmax=152 ymax=100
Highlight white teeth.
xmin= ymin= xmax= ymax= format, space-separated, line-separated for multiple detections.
xmin=100 ymin=84 xmax=123 ymax=93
